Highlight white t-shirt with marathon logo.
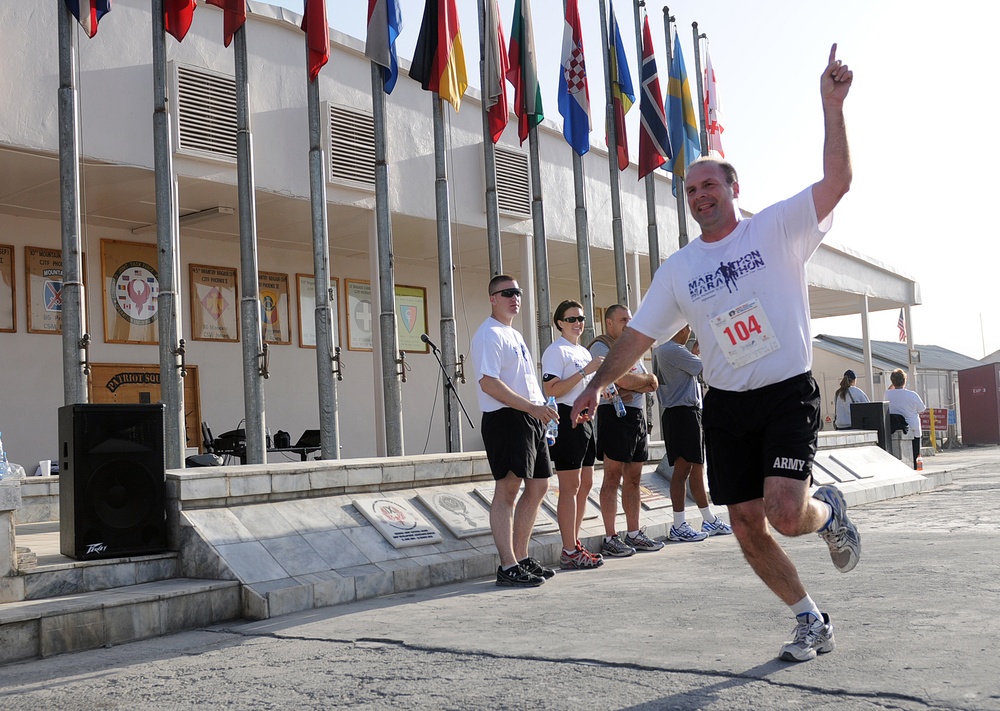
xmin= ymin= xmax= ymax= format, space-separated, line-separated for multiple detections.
xmin=629 ymin=187 xmax=831 ymax=393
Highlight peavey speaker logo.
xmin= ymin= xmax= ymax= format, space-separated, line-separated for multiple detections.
xmin=86 ymin=542 xmax=108 ymax=556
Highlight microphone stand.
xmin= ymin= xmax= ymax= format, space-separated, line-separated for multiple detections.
xmin=426 ymin=341 xmax=475 ymax=429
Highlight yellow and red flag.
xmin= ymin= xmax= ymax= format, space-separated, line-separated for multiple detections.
xmin=410 ymin=0 xmax=468 ymax=112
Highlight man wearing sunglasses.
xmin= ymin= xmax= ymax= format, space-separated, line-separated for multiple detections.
xmin=571 ymin=46 xmax=860 ymax=662
xmin=471 ymin=275 xmax=560 ymax=587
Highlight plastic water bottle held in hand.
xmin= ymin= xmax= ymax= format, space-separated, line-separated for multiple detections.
xmin=545 ymin=396 xmax=559 ymax=446
xmin=606 ymin=384 xmax=627 ymax=418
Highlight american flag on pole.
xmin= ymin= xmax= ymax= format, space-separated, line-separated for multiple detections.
xmin=897 ymin=309 xmax=907 ymax=342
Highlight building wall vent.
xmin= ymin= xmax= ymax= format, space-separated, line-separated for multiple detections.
xmin=494 ymin=146 xmax=531 ymax=217
xmin=327 ymin=104 xmax=376 ymax=190
xmin=173 ymin=63 xmax=237 ymax=162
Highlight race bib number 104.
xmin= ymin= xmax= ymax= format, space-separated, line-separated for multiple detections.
xmin=709 ymin=298 xmax=781 ymax=369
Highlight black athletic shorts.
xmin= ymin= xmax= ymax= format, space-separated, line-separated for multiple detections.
xmin=549 ymin=403 xmax=596 ymax=471
xmin=661 ymin=405 xmax=704 ymax=466
xmin=702 ymin=372 xmax=820 ymax=506
xmin=595 ymin=404 xmax=648 ymax=464
xmin=481 ymin=407 xmax=553 ymax=481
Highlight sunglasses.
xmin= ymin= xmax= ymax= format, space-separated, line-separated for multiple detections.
xmin=491 ymin=288 xmax=522 ymax=298
xmin=561 ymin=316 xmax=586 ymax=323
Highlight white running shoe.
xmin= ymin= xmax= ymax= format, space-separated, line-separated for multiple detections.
xmin=779 ymin=612 xmax=835 ymax=662
xmin=814 ymin=485 xmax=861 ymax=573
xmin=667 ymin=521 xmax=708 ymax=542
xmin=701 ymin=517 xmax=733 ymax=536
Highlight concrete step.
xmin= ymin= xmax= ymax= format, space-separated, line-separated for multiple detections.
xmin=19 ymin=552 xmax=181 ymax=601
xmin=0 ymin=578 xmax=242 ymax=664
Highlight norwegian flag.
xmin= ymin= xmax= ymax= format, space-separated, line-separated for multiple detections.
xmin=64 ymin=0 xmax=111 ymax=39
xmin=703 ymin=47 xmax=725 ymax=157
xmin=897 ymin=309 xmax=907 ymax=342
xmin=638 ymin=15 xmax=670 ymax=179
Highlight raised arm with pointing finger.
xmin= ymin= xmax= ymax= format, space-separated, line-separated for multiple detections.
xmin=812 ymin=43 xmax=853 ymax=223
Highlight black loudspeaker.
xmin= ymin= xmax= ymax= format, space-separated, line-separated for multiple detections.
xmin=851 ymin=400 xmax=891 ymax=452
xmin=58 ymin=403 xmax=167 ymax=560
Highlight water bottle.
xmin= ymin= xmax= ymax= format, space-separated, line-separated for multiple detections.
xmin=0 ymin=431 xmax=8 ymax=481
xmin=606 ymin=384 xmax=627 ymax=418
xmin=544 ymin=396 xmax=559 ymax=446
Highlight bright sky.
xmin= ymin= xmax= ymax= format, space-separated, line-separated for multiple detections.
xmin=270 ymin=0 xmax=997 ymax=361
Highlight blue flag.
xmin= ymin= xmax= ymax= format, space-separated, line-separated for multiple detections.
xmin=366 ymin=0 xmax=403 ymax=93
xmin=667 ymin=32 xmax=702 ymax=188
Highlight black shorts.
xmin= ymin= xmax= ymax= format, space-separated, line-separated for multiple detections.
xmin=481 ymin=408 xmax=553 ymax=481
xmin=662 ymin=406 xmax=704 ymax=466
xmin=596 ymin=404 xmax=648 ymax=464
xmin=702 ymin=372 xmax=820 ymax=506
xmin=549 ymin=403 xmax=596 ymax=471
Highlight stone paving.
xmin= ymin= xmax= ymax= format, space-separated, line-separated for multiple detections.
xmin=0 ymin=445 xmax=994 ymax=709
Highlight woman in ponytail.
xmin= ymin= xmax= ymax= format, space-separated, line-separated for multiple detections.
xmin=834 ymin=369 xmax=869 ymax=429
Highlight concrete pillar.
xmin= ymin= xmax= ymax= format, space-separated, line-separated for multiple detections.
xmin=0 ymin=480 xmax=24 ymax=602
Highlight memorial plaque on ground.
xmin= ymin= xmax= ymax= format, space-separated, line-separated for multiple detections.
xmin=473 ymin=487 xmax=559 ymax=533
xmin=417 ymin=490 xmax=491 ymax=538
xmin=639 ymin=483 xmax=671 ymax=510
xmin=352 ymin=496 xmax=443 ymax=548
xmin=542 ymin=482 xmax=600 ymax=520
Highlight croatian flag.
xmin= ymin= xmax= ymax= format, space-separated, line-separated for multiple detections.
xmin=558 ymin=0 xmax=590 ymax=156
xmin=64 ymin=0 xmax=111 ymax=39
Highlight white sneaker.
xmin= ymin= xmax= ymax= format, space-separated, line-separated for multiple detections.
xmin=701 ymin=517 xmax=733 ymax=536
xmin=779 ymin=612 xmax=835 ymax=662
xmin=667 ymin=521 xmax=708 ymax=542
xmin=814 ymin=485 xmax=861 ymax=573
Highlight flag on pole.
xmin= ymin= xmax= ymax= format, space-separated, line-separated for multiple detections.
xmin=483 ymin=0 xmax=509 ymax=143
xmin=301 ymin=0 xmax=329 ymax=81
xmin=410 ymin=0 xmax=468 ymax=112
xmin=637 ymin=15 xmax=670 ymax=179
xmin=164 ymin=0 xmax=197 ymax=42
xmin=205 ymin=0 xmax=246 ymax=48
xmin=64 ymin=0 xmax=111 ymax=39
xmin=666 ymin=31 xmax=701 ymax=186
xmin=703 ymin=47 xmax=725 ymax=157
xmin=897 ymin=309 xmax=907 ymax=342
xmin=366 ymin=0 xmax=402 ymax=93
xmin=607 ymin=1 xmax=634 ymax=171
xmin=558 ymin=0 xmax=590 ymax=155
xmin=507 ymin=0 xmax=543 ymax=145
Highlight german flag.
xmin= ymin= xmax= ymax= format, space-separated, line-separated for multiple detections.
xmin=410 ymin=0 xmax=468 ymax=112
